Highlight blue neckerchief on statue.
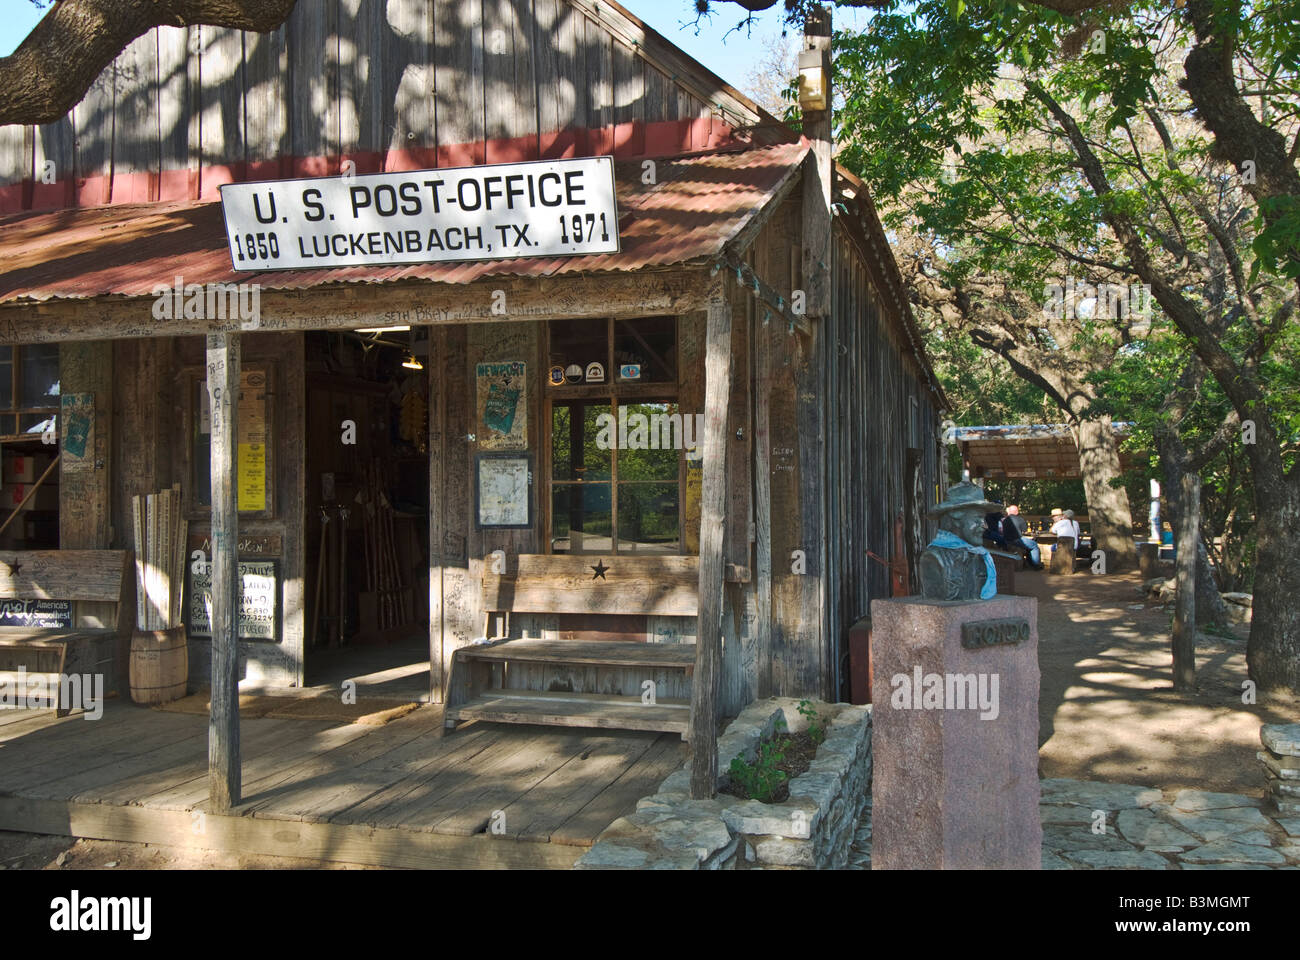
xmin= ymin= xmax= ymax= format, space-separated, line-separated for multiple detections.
xmin=927 ymin=530 xmax=998 ymax=600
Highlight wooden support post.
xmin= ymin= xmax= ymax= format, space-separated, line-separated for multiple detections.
xmin=58 ymin=342 xmax=113 ymax=549
xmin=691 ymin=289 xmax=733 ymax=799
xmin=428 ymin=326 xmax=446 ymax=703
xmin=800 ymin=5 xmax=833 ymax=321
xmin=791 ymin=3 xmax=832 ymax=700
xmin=206 ymin=332 xmax=241 ymax=811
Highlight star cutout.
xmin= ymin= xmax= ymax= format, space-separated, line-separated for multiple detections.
xmin=590 ymin=560 xmax=609 ymax=581
xmin=3 ymin=560 xmax=20 ymax=576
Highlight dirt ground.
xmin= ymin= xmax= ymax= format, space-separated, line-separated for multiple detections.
xmin=1028 ymin=566 xmax=1300 ymax=793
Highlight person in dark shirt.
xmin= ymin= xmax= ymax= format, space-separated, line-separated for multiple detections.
xmin=1002 ymin=505 xmax=1043 ymax=569
xmin=984 ymin=510 xmax=1009 ymax=548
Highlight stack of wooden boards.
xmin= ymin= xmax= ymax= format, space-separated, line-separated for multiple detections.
xmin=131 ymin=485 xmax=186 ymax=632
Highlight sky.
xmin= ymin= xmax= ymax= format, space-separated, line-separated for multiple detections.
xmin=621 ymin=0 xmax=797 ymax=92
xmin=0 ymin=3 xmax=44 ymax=57
xmin=0 ymin=1 xmax=875 ymax=96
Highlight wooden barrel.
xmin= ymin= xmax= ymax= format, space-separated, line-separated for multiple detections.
xmin=129 ymin=625 xmax=189 ymax=705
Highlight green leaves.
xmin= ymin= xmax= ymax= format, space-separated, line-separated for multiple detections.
xmin=728 ymin=741 xmax=788 ymax=804
xmin=1251 ymin=196 xmax=1300 ymax=281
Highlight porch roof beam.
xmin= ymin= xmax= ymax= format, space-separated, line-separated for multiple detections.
xmin=0 ymin=266 xmax=713 ymax=344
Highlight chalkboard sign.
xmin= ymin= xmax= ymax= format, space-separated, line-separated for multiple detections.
xmin=187 ymin=559 xmax=280 ymax=642
xmin=0 ymin=599 xmax=73 ymax=629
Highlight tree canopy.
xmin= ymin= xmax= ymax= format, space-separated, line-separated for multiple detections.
xmin=828 ymin=0 xmax=1299 ymax=690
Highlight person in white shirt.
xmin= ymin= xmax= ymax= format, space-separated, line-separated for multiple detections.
xmin=1065 ymin=509 xmax=1082 ymax=543
xmin=1050 ymin=508 xmax=1076 ymax=554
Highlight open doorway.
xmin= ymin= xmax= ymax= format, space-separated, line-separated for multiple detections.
xmin=303 ymin=328 xmax=430 ymax=701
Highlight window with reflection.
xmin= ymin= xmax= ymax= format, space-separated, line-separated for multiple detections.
xmin=546 ymin=319 xmax=684 ymax=555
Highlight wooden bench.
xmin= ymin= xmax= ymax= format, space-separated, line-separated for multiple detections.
xmin=0 ymin=550 xmax=134 ymax=716
xmin=444 ymin=555 xmax=746 ymax=738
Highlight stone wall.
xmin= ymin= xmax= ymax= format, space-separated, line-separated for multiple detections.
xmin=576 ymin=698 xmax=872 ymax=870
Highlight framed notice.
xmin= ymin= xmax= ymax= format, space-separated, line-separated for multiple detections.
xmin=476 ymin=454 xmax=531 ymax=529
xmin=476 ymin=361 xmax=527 ymax=450
xmin=187 ymin=559 xmax=280 ymax=642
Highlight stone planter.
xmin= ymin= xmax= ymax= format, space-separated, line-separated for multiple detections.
xmin=576 ymin=698 xmax=872 ymax=870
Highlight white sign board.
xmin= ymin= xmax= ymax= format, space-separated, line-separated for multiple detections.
xmin=219 ymin=157 xmax=620 ymax=271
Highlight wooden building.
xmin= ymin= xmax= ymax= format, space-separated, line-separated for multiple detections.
xmin=0 ymin=0 xmax=944 ymax=801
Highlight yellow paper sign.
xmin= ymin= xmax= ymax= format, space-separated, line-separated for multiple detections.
xmin=238 ymin=443 xmax=266 ymax=511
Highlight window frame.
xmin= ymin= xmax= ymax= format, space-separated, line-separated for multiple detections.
xmin=0 ymin=344 xmax=61 ymax=444
xmin=543 ymin=317 xmax=686 ymax=556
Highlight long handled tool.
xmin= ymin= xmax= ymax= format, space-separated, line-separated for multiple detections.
xmin=310 ymin=505 xmax=328 ymax=649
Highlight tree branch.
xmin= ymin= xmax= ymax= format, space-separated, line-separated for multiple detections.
xmin=1180 ymin=0 xmax=1300 ymax=271
xmin=0 ymin=0 xmax=298 ymax=126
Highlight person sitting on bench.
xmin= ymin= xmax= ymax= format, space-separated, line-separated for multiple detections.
xmin=1050 ymin=508 xmax=1078 ymax=554
xmin=983 ymin=509 xmax=1010 ymax=549
xmin=1002 ymin=505 xmax=1042 ymax=570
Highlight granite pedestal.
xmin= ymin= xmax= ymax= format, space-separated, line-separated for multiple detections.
xmin=870 ymin=594 xmax=1041 ymax=869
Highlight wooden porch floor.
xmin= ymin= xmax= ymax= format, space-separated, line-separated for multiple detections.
xmin=0 ymin=699 xmax=685 ymax=869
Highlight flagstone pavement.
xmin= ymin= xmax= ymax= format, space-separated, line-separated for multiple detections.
xmin=846 ymin=779 xmax=1300 ymax=869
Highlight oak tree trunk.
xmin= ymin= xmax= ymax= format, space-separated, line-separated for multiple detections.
xmin=1247 ymin=482 xmax=1300 ymax=696
xmin=1172 ymin=470 xmax=1198 ymax=691
xmin=1073 ymin=417 xmax=1136 ymax=571
xmin=1158 ymin=441 xmax=1231 ymax=629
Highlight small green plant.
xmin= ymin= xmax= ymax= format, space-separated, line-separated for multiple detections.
xmin=729 ymin=739 xmax=788 ymax=803
xmin=797 ymin=698 xmax=826 ymax=746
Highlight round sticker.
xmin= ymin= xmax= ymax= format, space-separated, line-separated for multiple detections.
xmin=565 ymin=364 xmax=583 ymax=384
xmin=549 ymin=365 xmax=566 ymax=386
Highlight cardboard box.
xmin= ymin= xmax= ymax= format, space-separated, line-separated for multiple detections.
xmin=0 ymin=482 xmax=58 ymax=512
xmin=3 ymin=453 xmax=54 ymax=484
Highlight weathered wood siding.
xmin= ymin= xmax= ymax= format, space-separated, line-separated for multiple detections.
xmin=744 ymin=203 xmax=940 ymax=704
xmin=0 ymin=0 xmax=755 ymax=212
xmin=108 ymin=333 xmax=307 ymax=689
xmin=822 ymin=227 xmax=940 ymax=700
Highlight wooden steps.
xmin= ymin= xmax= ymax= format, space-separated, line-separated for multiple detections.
xmin=448 ymin=691 xmax=689 ymax=735
xmin=444 ymin=639 xmax=696 ymax=738
xmin=455 ymin=639 xmax=695 ymax=672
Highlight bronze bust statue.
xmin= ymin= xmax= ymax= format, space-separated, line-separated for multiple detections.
xmin=918 ymin=481 xmax=1000 ymax=602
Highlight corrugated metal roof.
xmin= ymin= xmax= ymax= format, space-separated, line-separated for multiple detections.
xmin=0 ymin=142 xmax=808 ymax=306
